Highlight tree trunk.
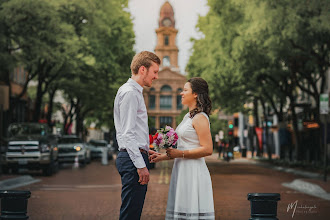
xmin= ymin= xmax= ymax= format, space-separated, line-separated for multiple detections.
xmin=75 ymin=100 xmax=81 ymax=137
xmin=261 ymin=98 xmax=272 ymax=161
xmin=253 ymin=97 xmax=261 ymax=157
xmin=47 ymin=88 xmax=57 ymax=128
xmin=289 ymin=95 xmax=302 ymax=161
xmin=33 ymin=75 xmax=44 ymax=122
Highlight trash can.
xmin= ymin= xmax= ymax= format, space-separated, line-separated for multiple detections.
xmin=242 ymin=148 xmax=247 ymax=158
xmin=247 ymin=193 xmax=280 ymax=220
xmin=0 ymin=190 xmax=31 ymax=219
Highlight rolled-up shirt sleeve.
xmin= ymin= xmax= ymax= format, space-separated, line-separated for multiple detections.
xmin=119 ymin=91 xmax=146 ymax=169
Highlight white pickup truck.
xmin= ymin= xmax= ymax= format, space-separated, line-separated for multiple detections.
xmin=1 ymin=123 xmax=59 ymax=176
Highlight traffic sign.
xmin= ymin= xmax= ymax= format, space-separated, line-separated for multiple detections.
xmin=320 ymin=94 xmax=329 ymax=114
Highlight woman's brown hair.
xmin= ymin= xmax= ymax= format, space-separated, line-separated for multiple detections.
xmin=187 ymin=77 xmax=212 ymax=118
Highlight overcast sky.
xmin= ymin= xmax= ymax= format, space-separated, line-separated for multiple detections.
xmin=128 ymin=0 xmax=209 ymax=74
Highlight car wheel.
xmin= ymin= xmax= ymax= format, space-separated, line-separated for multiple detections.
xmin=43 ymin=154 xmax=56 ymax=176
xmin=1 ymin=166 xmax=9 ymax=174
xmin=80 ymin=156 xmax=87 ymax=168
xmin=87 ymin=154 xmax=91 ymax=164
xmin=43 ymin=162 xmax=54 ymax=176
xmin=11 ymin=168 xmax=19 ymax=174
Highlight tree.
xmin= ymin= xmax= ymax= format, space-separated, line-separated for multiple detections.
xmin=1 ymin=0 xmax=77 ymax=122
xmin=187 ymin=0 xmax=330 ymax=161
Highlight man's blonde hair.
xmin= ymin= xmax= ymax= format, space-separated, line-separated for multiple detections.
xmin=130 ymin=51 xmax=161 ymax=75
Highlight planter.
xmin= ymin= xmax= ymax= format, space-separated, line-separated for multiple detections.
xmin=247 ymin=193 xmax=280 ymax=220
xmin=0 ymin=191 xmax=31 ymax=220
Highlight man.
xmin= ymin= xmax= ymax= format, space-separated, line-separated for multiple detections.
xmin=114 ymin=51 xmax=161 ymax=220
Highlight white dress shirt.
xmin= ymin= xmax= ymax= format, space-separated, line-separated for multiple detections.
xmin=114 ymin=78 xmax=149 ymax=168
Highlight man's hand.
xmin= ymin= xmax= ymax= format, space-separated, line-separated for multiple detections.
xmin=149 ymin=149 xmax=161 ymax=163
xmin=150 ymin=154 xmax=165 ymax=163
xmin=137 ymin=167 xmax=149 ymax=185
xmin=148 ymin=149 xmax=160 ymax=155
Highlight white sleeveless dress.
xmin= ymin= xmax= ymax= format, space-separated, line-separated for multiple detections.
xmin=165 ymin=112 xmax=215 ymax=220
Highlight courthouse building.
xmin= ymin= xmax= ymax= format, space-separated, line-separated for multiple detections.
xmin=143 ymin=1 xmax=187 ymax=129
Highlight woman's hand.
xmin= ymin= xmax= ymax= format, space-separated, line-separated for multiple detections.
xmin=166 ymin=148 xmax=183 ymax=159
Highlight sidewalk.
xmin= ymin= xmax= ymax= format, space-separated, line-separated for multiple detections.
xmin=207 ymin=152 xmax=330 ymax=199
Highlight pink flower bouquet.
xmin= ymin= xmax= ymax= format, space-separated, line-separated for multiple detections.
xmin=153 ymin=126 xmax=178 ymax=151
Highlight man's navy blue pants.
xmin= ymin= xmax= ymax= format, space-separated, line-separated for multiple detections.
xmin=116 ymin=151 xmax=150 ymax=220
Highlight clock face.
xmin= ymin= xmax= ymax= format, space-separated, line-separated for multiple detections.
xmin=162 ymin=18 xmax=172 ymax=27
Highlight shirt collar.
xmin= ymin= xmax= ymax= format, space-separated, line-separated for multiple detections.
xmin=128 ymin=78 xmax=143 ymax=93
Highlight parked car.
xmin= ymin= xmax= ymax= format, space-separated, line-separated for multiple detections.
xmin=1 ymin=123 xmax=59 ymax=176
xmin=57 ymin=135 xmax=91 ymax=167
xmin=88 ymin=140 xmax=113 ymax=160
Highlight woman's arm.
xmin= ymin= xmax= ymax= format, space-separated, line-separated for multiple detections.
xmin=167 ymin=114 xmax=213 ymax=159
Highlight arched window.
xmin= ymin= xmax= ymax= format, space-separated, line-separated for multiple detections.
xmin=160 ymin=85 xmax=172 ymax=109
xmin=177 ymin=88 xmax=183 ymax=110
xmin=161 ymin=85 xmax=172 ymax=92
xmin=149 ymin=95 xmax=155 ymax=109
xmin=163 ymin=56 xmax=170 ymax=67
xmin=149 ymin=88 xmax=156 ymax=109
xmin=164 ymin=35 xmax=169 ymax=46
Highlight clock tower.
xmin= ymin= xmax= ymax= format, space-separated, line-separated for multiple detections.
xmin=143 ymin=1 xmax=186 ymax=129
xmin=155 ymin=1 xmax=179 ymax=71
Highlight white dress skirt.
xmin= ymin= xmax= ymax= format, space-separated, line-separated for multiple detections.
xmin=165 ymin=112 xmax=215 ymax=220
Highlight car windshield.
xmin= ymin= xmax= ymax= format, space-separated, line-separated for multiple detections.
xmin=90 ymin=142 xmax=107 ymax=147
xmin=58 ymin=137 xmax=83 ymax=144
xmin=8 ymin=124 xmax=48 ymax=137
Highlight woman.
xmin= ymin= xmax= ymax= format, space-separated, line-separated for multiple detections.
xmin=151 ymin=77 xmax=215 ymax=220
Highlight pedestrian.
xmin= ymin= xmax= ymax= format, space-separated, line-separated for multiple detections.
xmin=114 ymin=51 xmax=161 ymax=220
xmin=151 ymin=77 xmax=215 ymax=219
xmin=218 ymin=140 xmax=223 ymax=159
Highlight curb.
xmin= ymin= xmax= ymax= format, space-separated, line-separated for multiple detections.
xmin=0 ymin=175 xmax=41 ymax=190
xmin=254 ymin=162 xmax=329 ymax=180
xmin=282 ymin=179 xmax=330 ymax=201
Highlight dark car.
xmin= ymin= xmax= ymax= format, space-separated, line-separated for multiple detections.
xmin=1 ymin=123 xmax=59 ymax=176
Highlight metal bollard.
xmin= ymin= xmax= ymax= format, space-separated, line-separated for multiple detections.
xmin=247 ymin=193 xmax=280 ymax=220
xmin=0 ymin=190 xmax=31 ymax=220
xmin=101 ymin=147 xmax=108 ymax=165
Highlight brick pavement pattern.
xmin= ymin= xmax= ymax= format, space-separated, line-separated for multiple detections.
xmin=5 ymin=154 xmax=330 ymax=220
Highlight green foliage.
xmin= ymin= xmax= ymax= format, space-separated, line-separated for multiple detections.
xmin=0 ymin=0 xmax=135 ymax=132
xmin=187 ymin=0 xmax=330 ymax=121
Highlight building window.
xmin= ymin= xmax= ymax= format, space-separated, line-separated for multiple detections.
xmin=160 ymin=116 xmax=172 ymax=128
xmin=177 ymin=95 xmax=182 ymax=110
xmin=164 ymin=35 xmax=169 ymax=46
xmin=160 ymin=96 xmax=172 ymax=109
xmin=177 ymin=88 xmax=182 ymax=110
xmin=149 ymin=116 xmax=156 ymax=128
xmin=149 ymin=95 xmax=155 ymax=109
xmin=161 ymin=85 xmax=172 ymax=92
xmin=163 ymin=56 xmax=170 ymax=67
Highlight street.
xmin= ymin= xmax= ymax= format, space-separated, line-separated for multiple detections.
xmin=2 ymin=154 xmax=330 ymax=220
